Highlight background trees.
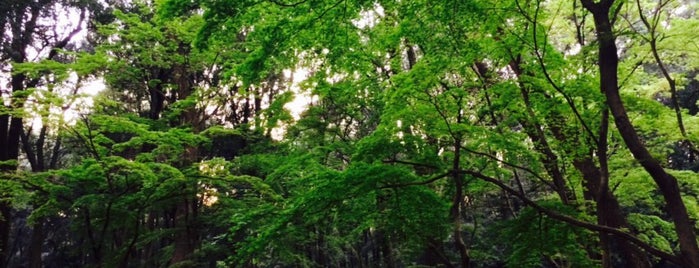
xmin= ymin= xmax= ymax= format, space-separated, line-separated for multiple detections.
xmin=1 ymin=0 xmax=698 ymax=267
xmin=0 ymin=0 xmax=98 ymax=265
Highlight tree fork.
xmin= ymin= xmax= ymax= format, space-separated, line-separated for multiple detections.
xmin=581 ymin=0 xmax=699 ymax=266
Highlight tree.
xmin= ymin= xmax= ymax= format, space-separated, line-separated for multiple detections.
xmin=0 ymin=0 xmax=95 ymax=265
xmin=1 ymin=0 xmax=697 ymax=266
xmin=16 ymin=1 xmax=292 ymax=265
xmin=581 ymin=0 xmax=699 ymax=266
xmin=186 ymin=0 xmax=699 ymax=266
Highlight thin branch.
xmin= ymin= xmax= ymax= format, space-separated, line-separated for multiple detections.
xmin=379 ymin=172 xmax=450 ymax=189
xmin=65 ymin=117 xmax=100 ymax=160
xmin=267 ymin=0 xmax=310 ymax=7
xmin=312 ymin=0 xmax=345 ymax=23
xmin=572 ymin=0 xmax=588 ymax=46
xmin=382 ymin=159 xmax=439 ymax=170
xmin=47 ymin=7 xmax=86 ymax=60
xmin=527 ymin=0 xmax=599 ymax=147
xmin=460 ymin=146 xmax=557 ymax=190
xmin=619 ymin=59 xmax=646 ymax=89
xmin=610 ymin=1 xmax=624 ymax=26
xmin=635 ymin=0 xmax=688 ymax=138
xmin=427 ymin=82 xmax=459 ymax=142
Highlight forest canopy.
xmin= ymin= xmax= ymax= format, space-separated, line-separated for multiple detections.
xmin=1 ymin=0 xmax=699 ymax=267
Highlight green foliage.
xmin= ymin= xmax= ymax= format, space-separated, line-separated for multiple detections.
xmin=223 ymin=154 xmax=452 ymax=265
xmin=0 ymin=171 xmax=27 ymax=209
xmin=627 ymin=213 xmax=677 ymax=253
xmin=6 ymin=0 xmax=699 ymax=267
xmin=497 ymin=203 xmax=599 ymax=268
xmin=264 ymin=90 xmax=294 ymax=130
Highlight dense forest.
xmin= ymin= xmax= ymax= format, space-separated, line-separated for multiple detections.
xmin=1 ymin=0 xmax=699 ymax=267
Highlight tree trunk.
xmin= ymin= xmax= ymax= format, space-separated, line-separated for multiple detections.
xmin=169 ymin=43 xmax=202 ymax=265
xmin=0 ymin=65 xmax=28 ymax=268
xmin=582 ymin=1 xmax=699 ymax=266
xmin=574 ymin=158 xmax=650 ymax=268
xmin=508 ymin=58 xmax=572 ymax=204
xmin=170 ymin=197 xmax=196 ymax=264
xmin=451 ymin=135 xmax=470 ymax=268
xmin=28 ymin=220 xmax=44 ymax=268
xmin=0 ymin=204 xmax=10 ymax=267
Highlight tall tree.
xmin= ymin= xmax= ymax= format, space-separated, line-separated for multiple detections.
xmin=0 ymin=0 xmax=92 ymax=264
xmin=581 ymin=0 xmax=699 ymax=266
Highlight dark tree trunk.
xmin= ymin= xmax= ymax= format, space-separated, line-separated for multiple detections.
xmin=170 ymin=196 xmax=197 ymax=264
xmin=169 ymin=49 xmax=202 ymax=265
xmin=0 ymin=66 xmax=27 ymax=268
xmin=574 ymin=158 xmax=650 ymax=268
xmin=508 ymin=58 xmax=572 ymax=204
xmin=451 ymin=133 xmax=470 ymax=267
xmin=1 ymin=2 xmax=85 ymax=263
xmin=0 ymin=204 xmax=10 ymax=267
xmin=149 ymin=87 xmax=165 ymax=120
xmin=28 ymin=221 xmax=44 ymax=268
xmin=149 ymin=70 xmax=169 ymax=120
xmin=582 ymin=1 xmax=699 ymax=266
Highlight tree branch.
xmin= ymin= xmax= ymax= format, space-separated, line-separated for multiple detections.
xmin=461 ymin=169 xmax=682 ymax=265
xmin=379 ymin=172 xmax=449 ymax=189
xmin=460 ymin=146 xmax=557 ymax=190
xmin=635 ymin=0 xmax=689 ymax=139
xmin=268 ymin=0 xmax=309 ymax=7
xmin=524 ymin=0 xmax=598 ymax=147
xmin=382 ymin=159 xmax=439 ymax=170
